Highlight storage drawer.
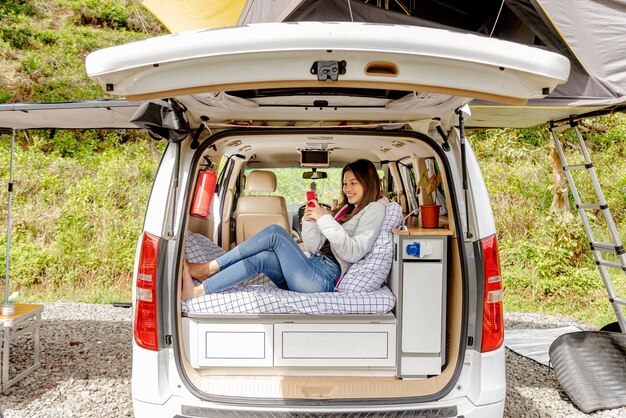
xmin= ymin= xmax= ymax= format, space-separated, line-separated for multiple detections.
xmin=183 ymin=319 xmax=273 ymax=367
xmin=274 ymin=323 xmax=396 ymax=367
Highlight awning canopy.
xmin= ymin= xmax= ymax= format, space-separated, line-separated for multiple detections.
xmin=0 ymin=99 xmax=608 ymax=131
xmin=0 ymin=101 xmax=142 ymax=130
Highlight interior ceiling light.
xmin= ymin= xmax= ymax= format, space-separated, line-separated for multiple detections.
xmin=380 ymin=146 xmax=391 ymax=153
xmin=227 ymin=140 xmax=242 ymax=147
xmin=392 ymin=141 xmax=405 ymax=147
xmin=239 ymin=145 xmax=251 ymax=152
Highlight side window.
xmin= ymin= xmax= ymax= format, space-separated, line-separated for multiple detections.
xmin=399 ymin=162 xmax=419 ymax=212
xmin=244 ymin=168 xmax=344 ymax=206
xmin=424 ymin=158 xmax=447 ymax=215
xmin=215 ymin=155 xmax=231 ymax=194
xmin=242 ymin=167 xmax=386 ymax=208
xmin=382 ymin=165 xmax=394 ymax=201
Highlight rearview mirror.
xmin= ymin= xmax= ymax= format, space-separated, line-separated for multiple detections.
xmin=303 ymin=170 xmax=327 ymax=179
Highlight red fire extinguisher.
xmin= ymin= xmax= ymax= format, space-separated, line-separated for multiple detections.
xmin=190 ymin=157 xmax=217 ymax=219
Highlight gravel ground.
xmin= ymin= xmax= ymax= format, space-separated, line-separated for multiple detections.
xmin=1 ymin=303 xmax=133 ymax=418
xmin=1 ymin=303 xmax=625 ymax=417
xmin=504 ymin=313 xmax=626 ymax=418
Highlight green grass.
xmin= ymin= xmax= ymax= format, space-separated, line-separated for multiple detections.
xmin=0 ymin=0 xmax=165 ymax=103
xmin=0 ymin=130 xmax=165 ymax=303
xmin=1 ymin=0 xmax=625 ymax=327
xmin=0 ymin=0 xmax=165 ymax=303
xmin=470 ymin=113 xmax=626 ymax=327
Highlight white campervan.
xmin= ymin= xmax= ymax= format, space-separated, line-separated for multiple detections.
xmin=86 ymin=22 xmax=569 ymax=417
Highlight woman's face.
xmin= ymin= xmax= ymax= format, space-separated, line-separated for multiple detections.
xmin=342 ymin=170 xmax=365 ymax=206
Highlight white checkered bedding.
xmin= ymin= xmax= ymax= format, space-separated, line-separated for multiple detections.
xmin=181 ymin=275 xmax=396 ymax=315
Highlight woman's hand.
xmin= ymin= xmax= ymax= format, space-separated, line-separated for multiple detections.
xmin=304 ymin=200 xmax=330 ymax=221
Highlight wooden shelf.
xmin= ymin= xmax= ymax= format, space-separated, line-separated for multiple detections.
xmin=393 ymin=215 xmax=454 ymax=236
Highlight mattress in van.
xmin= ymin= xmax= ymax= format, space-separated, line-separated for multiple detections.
xmin=182 ymin=275 xmax=396 ymax=315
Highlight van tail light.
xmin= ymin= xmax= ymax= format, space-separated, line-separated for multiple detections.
xmin=480 ymin=234 xmax=504 ymax=352
xmin=134 ymin=231 xmax=161 ymax=351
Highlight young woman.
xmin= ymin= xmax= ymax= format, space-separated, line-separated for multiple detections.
xmin=182 ymin=159 xmax=387 ymax=300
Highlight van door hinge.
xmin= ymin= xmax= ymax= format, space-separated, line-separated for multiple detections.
xmin=165 ymin=335 xmax=172 ymax=345
xmin=311 ymin=61 xmax=346 ymax=81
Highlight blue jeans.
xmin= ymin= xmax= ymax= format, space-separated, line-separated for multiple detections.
xmin=202 ymin=224 xmax=341 ymax=294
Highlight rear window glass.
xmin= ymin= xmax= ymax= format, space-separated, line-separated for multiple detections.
xmin=244 ymin=167 xmax=384 ymax=207
xmin=245 ymin=167 xmax=343 ymax=206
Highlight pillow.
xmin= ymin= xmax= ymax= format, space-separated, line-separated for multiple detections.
xmin=335 ymin=202 xmax=403 ymax=292
xmin=185 ymin=231 xmax=226 ymax=263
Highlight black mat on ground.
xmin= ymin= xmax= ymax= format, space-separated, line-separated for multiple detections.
xmin=549 ymin=331 xmax=626 ymax=414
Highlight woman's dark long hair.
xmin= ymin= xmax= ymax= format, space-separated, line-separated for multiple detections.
xmin=332 ymin=159 xmax=382 ymax=222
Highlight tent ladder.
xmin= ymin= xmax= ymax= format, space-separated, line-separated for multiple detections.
xmin=549 ymin=119 xmax=626 ymax=332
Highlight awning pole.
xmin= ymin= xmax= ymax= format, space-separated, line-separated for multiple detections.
xmin=2 ymin=129 xmax=15 ymax=316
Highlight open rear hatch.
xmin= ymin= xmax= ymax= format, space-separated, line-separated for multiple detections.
xmin=86 ymin=21 xmax=570 ymax=128
xmin=85 ymin=21 xmax=570 ymax=405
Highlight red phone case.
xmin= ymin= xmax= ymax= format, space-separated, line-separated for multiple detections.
xmin=306 ymin=191 xmax=316 ymax=207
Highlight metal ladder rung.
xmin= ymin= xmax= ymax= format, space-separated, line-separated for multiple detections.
xmin=550 ymin=121 xmax=626 ymax=332
xmin=564 ymin=164 xmax=588 ymax=171
xmin=590 ymin=241 xmax=625 ymax=254
xmin=598 ymin=260 xmax=626 ymax=271
xmin=551 ymin=123 xmax=573 ymax=133
xmin=577 ymin=203 xmax=608 ymax=210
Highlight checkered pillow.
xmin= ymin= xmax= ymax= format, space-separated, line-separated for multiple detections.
xmin=335 ymin=202 xmax=403 ymax=292
xmin=185 ymin=232 xmax=226 ymax=263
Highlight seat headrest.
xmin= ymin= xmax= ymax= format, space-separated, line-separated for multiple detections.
xmin=246 ymin=170 xmax=277 ymax=193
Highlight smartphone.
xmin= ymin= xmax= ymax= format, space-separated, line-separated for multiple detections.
xmin=306 ymin=191 xmax=317 ymax=207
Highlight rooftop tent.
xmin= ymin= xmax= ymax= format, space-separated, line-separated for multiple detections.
xmin=150 ymin=0 xmax=625 ymax=128
xmin=266 ymin=0 xmax=626 ymax=127
xmin=139 ymin=0 xmax=248 ymax=33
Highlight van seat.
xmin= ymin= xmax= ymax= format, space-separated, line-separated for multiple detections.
xmin=235 ymin=170 xmax=290 ymax=244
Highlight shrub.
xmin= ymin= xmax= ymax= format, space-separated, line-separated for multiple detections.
xmin=0 ymin=0 xmax=38 ymax=18
xmin=78 ymin=0 xmax=129 ymax=30
xmin=0 ymin=131 xmax=165 ymax=301
xmin=470 ymin=125 xmax=626 ymax=326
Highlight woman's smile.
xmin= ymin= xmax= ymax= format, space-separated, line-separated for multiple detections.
xmin=342 ymin=170 xmax=364 ymax=206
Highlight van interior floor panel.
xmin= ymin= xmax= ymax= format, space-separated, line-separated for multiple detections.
xmin=193 ymin=375 xmax=455 ymax=399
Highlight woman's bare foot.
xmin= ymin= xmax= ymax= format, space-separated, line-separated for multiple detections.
xmin=181 ymin=261 xmax=200 ymax=301
xmin=188 ymin=260 xmax=220 ymax=281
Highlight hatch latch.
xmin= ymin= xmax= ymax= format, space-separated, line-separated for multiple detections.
xmin=311 ymin=61 xmax=346 ymax=81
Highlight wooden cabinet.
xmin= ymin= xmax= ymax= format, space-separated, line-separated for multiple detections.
xmin=182 ymin=315 xmax=396 ymax=372
xmin=274 ymin=323 xmax=396 ymax=367
xmin=183 ymin=320 xmax=274 ymax=367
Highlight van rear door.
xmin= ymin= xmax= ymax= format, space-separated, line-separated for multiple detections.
xmin=86 ymin=22 xmax=570 ymax=111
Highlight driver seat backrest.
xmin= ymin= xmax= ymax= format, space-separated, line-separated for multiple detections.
xmin=234 ymin=170 xmax=290 ymax=244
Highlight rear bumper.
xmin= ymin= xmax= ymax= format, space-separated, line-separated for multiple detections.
xmin=132 ymin=345 xmax=505 ymax=418
xmin=133 ymin=396 xmax=504 ymax=418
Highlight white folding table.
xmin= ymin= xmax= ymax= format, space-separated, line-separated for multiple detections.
xmin=0 ymin=303 xmax=43 ymax=391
